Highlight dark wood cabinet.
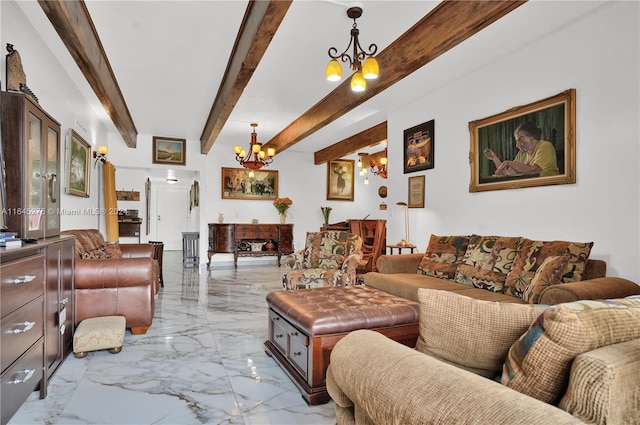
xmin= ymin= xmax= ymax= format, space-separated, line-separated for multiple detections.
xmin=1 ymin=236 xmax=74 ymax=425
xmin=2 ymin=92 xmax=61 ymax=239
xmin=208 ymin=223 xmax=294 ymax=268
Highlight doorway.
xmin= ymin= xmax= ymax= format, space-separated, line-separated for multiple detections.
xmin=156 ymin=185 xmax=189 ymax=250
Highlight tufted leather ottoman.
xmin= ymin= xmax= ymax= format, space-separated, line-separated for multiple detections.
xmin=265 ymin=285 xmax=419 ymax=405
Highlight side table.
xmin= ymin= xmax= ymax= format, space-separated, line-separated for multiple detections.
xmin=386 ymin=243 xmax=417 ymax=254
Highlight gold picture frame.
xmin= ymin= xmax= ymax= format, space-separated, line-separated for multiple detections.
xmin=327 ymin=159 xmax=355 ymax=201
xmin=152 ymin=136 xmax=186 ymax=165
xmin=469 ymin=89 xmax=576 ymax=193
xmin=408 ymin=175 xmax=425 ymax=208
xmin=221 ymin=167 xmax=278 ymax=200
xmin=67 ymin=129 xmax=91 ymax=197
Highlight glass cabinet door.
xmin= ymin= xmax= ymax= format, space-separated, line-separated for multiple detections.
xmin=27 ymin=111 xmax=44 ymax=237
xmin=46 ymin=125 xmax=60 ymax=235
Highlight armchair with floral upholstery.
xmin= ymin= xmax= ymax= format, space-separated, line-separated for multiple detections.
xmin=282 ymin=231 xmax=363 ymax=290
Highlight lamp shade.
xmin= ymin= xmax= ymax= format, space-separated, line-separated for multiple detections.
xmin=326 ymin=59 xmax=342 ymax=82
xmin=362 ymin=57 xmax=379 ymax=80
xmin=98 ymin=145 xmax=108 ymax=155
xmin=351 ymin=72 xmax=366 ymax=92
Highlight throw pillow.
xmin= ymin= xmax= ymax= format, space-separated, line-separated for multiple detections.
xmin=521 ymin=254 xmax=569 ymax=304
xmin=501 ymin=298 xmax=640 ymax=404
xmin=415 ymin=289 xmax=547 ymax=378
xmin=80 ymin=247 xmax=112 ymax=260
xmin=504 ymin=238 xmax=594 ymax=299
xmin=417 ymin=234 xmax=470 ymax=280
xmin=453 ymin=235 xmax=520 ymax=292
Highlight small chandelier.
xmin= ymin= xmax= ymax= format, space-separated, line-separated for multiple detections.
xmin=233 ymin=123 xmax=274 ymax=170
xmin=326 ymin=7 xmax=379 ymax=92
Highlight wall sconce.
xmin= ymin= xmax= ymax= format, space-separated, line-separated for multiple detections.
xmin=93 ymin=145 xmax=108 ymax=167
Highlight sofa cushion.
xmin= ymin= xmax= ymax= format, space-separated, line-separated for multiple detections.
xmin=417 ymin=235 xmax=470 ymax=280
xmin=504 ymin=239 xmax=594 ymax=299
xmin=501 ymin=297 xmax=640 ymax=404
xmin=453 ymin=235 xmax=520 ymax=293
xmin=415 ymin=289 xmax=546 ymax=378
xmin=521 ymin=255 xmax=569 ymax=304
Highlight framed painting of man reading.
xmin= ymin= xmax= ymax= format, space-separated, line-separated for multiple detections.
xmin=468 ymin=89 xmax=576 ymax=193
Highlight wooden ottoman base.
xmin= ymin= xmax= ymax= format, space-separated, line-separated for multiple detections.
xmin=74 ymin=316 xmax=126 ymax=358
xmin=265 ymin=286 xmax=419 ymax=405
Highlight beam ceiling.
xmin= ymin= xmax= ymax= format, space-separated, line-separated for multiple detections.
xmin=263 ymin=0 xmax=526 ymax=154
xmin=314 ymin=122 xmax=387 ymax=165
xmin=38 ymin=0 xmax=138 ymax=148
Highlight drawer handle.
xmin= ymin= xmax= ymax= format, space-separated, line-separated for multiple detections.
xmin=9 ymin=321 xmax=36 ymax=334
xmin=292 ymin=352 xmax=302 ymax=357
xmin=8 ymin=369 xmax=35 ymax=385
xmin=275 ymin=334 xmax=283 ymax=339
xmin=60 ymin=297 xmax=69 ymax=306
xmin=8 ymin=275 xmax=36 ymax=284
xmin=289 ymin=331 xmax=298 ymax=336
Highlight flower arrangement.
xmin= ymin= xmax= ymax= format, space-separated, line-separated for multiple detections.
xmin=321 ymin=206 xmax=332 ymax=225
xmin=273 ymin=197 xmax=293 ymax=215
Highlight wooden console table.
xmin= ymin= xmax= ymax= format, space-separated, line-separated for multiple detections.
xmin=118 ymin=220 xmax=142 ymax=242
xmin=207 ymin=223 xmax=293 ymax=268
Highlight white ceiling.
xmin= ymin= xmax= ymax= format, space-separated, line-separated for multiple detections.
xmin=12 ymin=0 xmax=608 ymax=162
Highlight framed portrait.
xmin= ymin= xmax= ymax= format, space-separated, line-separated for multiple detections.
xmin=67 ymin=129 xmax=91 ymax=197
xmin=327 ymin=159 xmax=355 ymax=201
xmin=404 ymin=120 xmax=434 ymax=174
xmin=152 ymin=136 xmax=186 ymax=165
xmin=469 ymin=89 xmax=576 ymax=193
xmin=221 ymin=167 xmax=278 ymax=200
xmin=408 ymin=175 xmax=425 ymax=208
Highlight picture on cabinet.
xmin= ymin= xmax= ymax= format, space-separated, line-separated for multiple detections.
xmin=152 ymin=136 xmax=186 ymax=165
xmin=67 ymin=129 xmax=91 ymax=197
xmin=469 ymin=89 xmax=576 ymax=193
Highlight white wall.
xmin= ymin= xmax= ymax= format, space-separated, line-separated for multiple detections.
xmin=3 ymin=1 xmax=638 ymax=282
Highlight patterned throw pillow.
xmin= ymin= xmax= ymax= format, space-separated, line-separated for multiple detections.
xmin=504 ymin=238 xmax=594 ymax=299
xmin=80 ymin=247 xmax=112 ymax=259
xmin=415 ymin=289 xmax=547 ymax=378
xmin=453 ymin=235 xmax=520 ymax=292
xmin=501 ymin=298 xmax=640 ymax=404
xmin=417 ymin=235 xmax=470 ymax=280
xmin=521 ymin=255 xmax=569 ymax=304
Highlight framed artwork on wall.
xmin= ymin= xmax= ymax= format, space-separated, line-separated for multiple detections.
xmin=221 ymin=167 xmax=278 ymax=200
xmin=404 ymin=119 xmax=434 ymax=174
xmin=469 ymin=89 xmax=576 ymax=193
xmin=408 ymin=175 xmax=425 ymax=208
xmin=327 ymin=159 xmax=355 ymax=201
xmin=152 ymin=136 xmax=186 ymax=165
xmin=67 ymin=129 xmax=91 ymax=197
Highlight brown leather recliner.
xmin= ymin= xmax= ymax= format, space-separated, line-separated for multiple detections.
xmin=60 ymin=229 xmax=159 ymax=334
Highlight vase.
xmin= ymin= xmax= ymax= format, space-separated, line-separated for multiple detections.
xmin=280 ymin=213 xmax=286 ymax=224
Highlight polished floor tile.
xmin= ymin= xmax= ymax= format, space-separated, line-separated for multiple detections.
xmin=9 ymin=252 xmax=335 ymax=425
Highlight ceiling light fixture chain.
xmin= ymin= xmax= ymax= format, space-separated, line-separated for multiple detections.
xmin=326 ymin=6 xmax=379 ymax=92
xmin=233 ymin=123 xmax=275 ymax=170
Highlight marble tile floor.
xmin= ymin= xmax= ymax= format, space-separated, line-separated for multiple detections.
xmin=9 ymin=251 xmax=336 ymax=425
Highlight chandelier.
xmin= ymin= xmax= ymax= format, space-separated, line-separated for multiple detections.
xmin=233 ymin=123 xmax=274 ymax=170
xmin=326 ymin=7 xmax=379 ymax=92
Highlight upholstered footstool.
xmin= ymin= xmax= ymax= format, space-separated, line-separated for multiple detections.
xmin=74 ymin=316 xmax=126 ymax=358
xmin=265 ymin=285 xmax=419 ymax=405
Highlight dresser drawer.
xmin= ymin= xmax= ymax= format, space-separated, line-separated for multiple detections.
xmin=1 ymin=341 xmax=44 ymax=425
xmin=1 ymin=254 xmax=45 ymax=316
xmin=236 ymin=225 xmax=278 ymax=240
xmin=1 ymin=297 xmax=44 ymax=373
xmin=287 ymin=329 xmax=309 ymax=378
xmin=268 ymin=309 xmax=288 ymax=355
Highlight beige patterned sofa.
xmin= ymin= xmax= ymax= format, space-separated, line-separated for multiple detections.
xmin=363 ymin=234 xmax=640 ymax=305
xmin=282 ymin=230 xmax=363 ymax=290
xmin=327 ymin=290 xmax=640 ymax=425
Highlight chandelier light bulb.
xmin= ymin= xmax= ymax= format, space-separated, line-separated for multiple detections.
xmin=351 ymin=72 xmax=366 ymax=92
xmin=326 ymin=59 xmax=342 ymax=82
xmin=362 ymin=57 xmax=379 ymax=80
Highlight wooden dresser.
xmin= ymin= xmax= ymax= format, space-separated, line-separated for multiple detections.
xmin=1 ymin=236 xmax=74 ymax=425
xmin=207 ymin=223 xmax=293 ymax=268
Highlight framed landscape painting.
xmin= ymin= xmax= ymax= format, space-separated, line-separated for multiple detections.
xmin=67 ymin=129 xmax=91 ymax=197
xmin=221 ymin=167 xmax=278 ymax=200
xmin=327 ymin=159 xmax=354 ymax=201
xmin=469 ymin=89 xmax=576 ymax=193
xmin=152 ymin=136 xmax=186 ymax=165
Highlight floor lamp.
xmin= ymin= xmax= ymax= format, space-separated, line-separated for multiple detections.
xmin=396 ymin=202 xmax=409 ymax=246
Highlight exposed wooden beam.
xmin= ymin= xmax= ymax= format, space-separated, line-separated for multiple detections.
xmin=264 ymin=1 xmax=526 ymax=153
xmin=200 ymin=0 xmax=292 ymax=154
xmin=38 ymin=0 xmax=138 ymax=148
xmin=314 ymin=122 xmax=387 ymax=165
